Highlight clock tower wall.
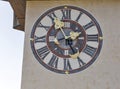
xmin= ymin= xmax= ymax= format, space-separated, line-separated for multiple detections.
xmin=21 ymin=1 xmax=120 ymax=89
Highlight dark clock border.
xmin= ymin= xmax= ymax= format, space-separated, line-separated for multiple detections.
xmin=30 ymin=5 xmax=103 ymax=74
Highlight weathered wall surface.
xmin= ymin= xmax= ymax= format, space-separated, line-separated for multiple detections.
xmin=21 ymin=1 xmax=120 ymax=89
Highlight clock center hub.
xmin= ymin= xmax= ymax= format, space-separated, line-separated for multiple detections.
xmin=55 ymin=28 xmax=77 ymax=50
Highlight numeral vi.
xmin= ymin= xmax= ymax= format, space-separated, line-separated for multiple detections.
xmin=64 ymin=59 xmax=72 ymax=70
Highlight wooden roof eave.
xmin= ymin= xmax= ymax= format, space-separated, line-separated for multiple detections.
xmin=3 ymin=0 xmax=26 ymax=31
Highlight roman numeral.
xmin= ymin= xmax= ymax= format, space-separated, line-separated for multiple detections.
xmin=48 ymin=12 xmax=57 ymax=23
xmin=61 ymin=9 xmax=71 ymax=19
xmin=64 ymin=59 xmax=72 ymax=70
xmin=49 ymin=36 xmax=55 ymax=42
xmin=64 ymin=50 xmax=69 ymax=56
xmin=34 ymin=35 xmax=46 ymax=43
xmin=64 ymin=22 xmax=70 ymax=28
xmin=77 ymin=57 xmax=86 ymax=67
xmin=48 ymin=55 xmax=58 ymax=68
xmin=75 ymin=12 xmax=83 ymax=22
xmin=87 ymin=34 xmax=98 ymax=42
xmin=83 ymin=45 xmax=97 ymax=57
xmin=83 ymin=21 xmax=94 ymax=30
xmin=37 ymin=46 xmax=50 ymax=59
xmin=37 ymin=22 xmax=50 ymax=31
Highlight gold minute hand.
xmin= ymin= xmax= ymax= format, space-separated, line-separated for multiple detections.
xmin=69 ymin=51 xmax=80 ymax=59
xmin=68 ymin=43 xmax=80 ymax=59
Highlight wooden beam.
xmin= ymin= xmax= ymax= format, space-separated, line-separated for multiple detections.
xmin=8 ymin=0 xmax=26 ymax=31
xmin=7 ymin=0 xmax=120 ymax=31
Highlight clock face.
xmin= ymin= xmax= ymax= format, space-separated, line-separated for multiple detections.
xmin=30 ymin=5 xmax=103 ymax=74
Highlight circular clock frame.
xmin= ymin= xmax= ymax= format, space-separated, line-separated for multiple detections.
xmin=46 ymin=19 xmax=87 ymax=58
xmin=30 ymin=5 xmax=103 ymax=74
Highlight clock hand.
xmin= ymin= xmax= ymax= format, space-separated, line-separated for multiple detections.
xmin=54 ymin=37 xmax=59 ymax=44
xmin=54 ymin=18 xmax=69 ymax=39
xmin=70 ymin=31 xmax=81 ymax=40
xmin=60 ymin=28 xmax=70 ymax=39
xmin=54 ymin=37 xmax=65 ymax=44
xmin=69 ymin=44 xmax=80 ymax=59
xmin=67 ymin=38 xmax=80 ymax=59
xmin=58 ymin=37 xmax=65 ymax=41
xmin=69 ymin=44 xmax=75 ymax=53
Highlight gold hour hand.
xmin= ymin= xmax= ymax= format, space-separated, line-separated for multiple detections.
xmin=70 ymin=31 xmax=81 ymax=40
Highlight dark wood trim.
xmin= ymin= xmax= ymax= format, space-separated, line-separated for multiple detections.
xmin=6 ymin=0 xmax=120 ymax=31
xmin=8 ymin=0 xmax=26 ymax=31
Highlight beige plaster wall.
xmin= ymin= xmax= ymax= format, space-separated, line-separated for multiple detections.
xmin=21 ymin=1 xmax=120 ymax=89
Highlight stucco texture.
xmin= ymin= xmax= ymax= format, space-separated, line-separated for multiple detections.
xmin=21 ymin=1 xmax=120 ymax=89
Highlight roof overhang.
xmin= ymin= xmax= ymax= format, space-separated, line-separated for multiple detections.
xmin=3 ymin=0 xmax=120 ymax=31
xmin=6 ymin=0 xmax=26 ymax=31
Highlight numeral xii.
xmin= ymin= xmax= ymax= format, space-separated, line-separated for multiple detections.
xmin=61 ymin=9 xmax=71 ymax=19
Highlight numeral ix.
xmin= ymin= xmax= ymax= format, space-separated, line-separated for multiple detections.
xmin=35 ymin=35 xmax=46 ymax=43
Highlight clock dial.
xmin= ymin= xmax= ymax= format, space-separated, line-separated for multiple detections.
xmin=30 ymin=5 xmax=103 ymax=74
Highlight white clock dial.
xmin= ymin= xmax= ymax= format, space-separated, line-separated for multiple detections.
xmin=30 ymin=5 xmax=103 ymax=74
